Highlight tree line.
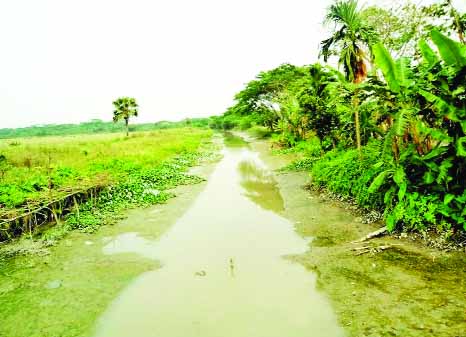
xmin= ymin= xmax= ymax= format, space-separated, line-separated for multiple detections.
xmin=212 ymin=0 xmax=466 ymax=234
xmin=0 ymin=118 xmax=210 ymax=139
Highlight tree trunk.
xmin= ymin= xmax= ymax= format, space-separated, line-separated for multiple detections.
xmin=125 ymin=118 xmax=129 ymax=137
xmin=353 ymin=94 xmax=362 ymax=158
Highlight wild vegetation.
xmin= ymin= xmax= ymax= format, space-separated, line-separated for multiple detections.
xmin=0 ymin=129 xmax=212 ymax=241
xmin=213 ymin=0 xmax=466 ymax=235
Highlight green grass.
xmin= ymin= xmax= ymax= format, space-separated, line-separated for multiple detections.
xmin=0 ymin=129 xmax=212 ymax=214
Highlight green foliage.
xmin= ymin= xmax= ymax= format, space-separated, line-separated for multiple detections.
xmin=311 ymin=143 xmax=387 ymax=210
xmin=361 ymin=4 xmax=422 ymax=57
xmin=280 ymin=157 xmax=319 ymax=172
xmin=430 ymin=29 xmax=466 ymax=67
xmin=373 ymin=43 xmax=400 ymax=92
xmin=307 ymin=28 xmax=466 ymax=233
xmin=0 ymin=128 xmax=211 ymax=213
xmin=221 ymin=14 xmax=466 ymax=233
xmin=419 ymin=39 xmax=439 ymax=67
xmin=63 ymin=153 xmax=204 ymax=233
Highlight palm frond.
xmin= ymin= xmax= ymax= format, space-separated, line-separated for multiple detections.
xmin=325 ymin=0 xmax=361 ymax=30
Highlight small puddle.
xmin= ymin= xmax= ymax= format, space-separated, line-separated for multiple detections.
xmin=94 ymin=135 xmax=344 ymax=337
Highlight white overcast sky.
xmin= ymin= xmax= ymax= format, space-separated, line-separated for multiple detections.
xmin=0 ymin=0 xmax=464 ymax=128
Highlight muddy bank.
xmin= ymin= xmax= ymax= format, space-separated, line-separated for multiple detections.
xmin=250 ymin=138 xmax=466 ymax=337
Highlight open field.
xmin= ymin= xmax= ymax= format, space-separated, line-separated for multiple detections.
xmin=0 ymin=128 xmax=212 ymax=239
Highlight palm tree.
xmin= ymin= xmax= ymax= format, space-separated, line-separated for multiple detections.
xmin=112 ymin=97 xmax=138 ymax=136
xmin=320 ymin=0 xmax=378 ymax=154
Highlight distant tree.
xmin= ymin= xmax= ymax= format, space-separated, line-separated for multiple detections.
xmin=112 ymin=97 xmax=139 ymax=136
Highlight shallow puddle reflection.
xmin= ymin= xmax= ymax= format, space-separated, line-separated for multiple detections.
xmin=94 ymin=139 xmax=344 ymax=337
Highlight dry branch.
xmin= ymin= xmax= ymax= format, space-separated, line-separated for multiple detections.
xmin=352 ymin=244 xmax=399 ymax=256
xmin=352 ymin=226 xmax=388 ymax=243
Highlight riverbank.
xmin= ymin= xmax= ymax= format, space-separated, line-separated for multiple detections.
xmin=250 ymin=137 xmax=466 ymax=337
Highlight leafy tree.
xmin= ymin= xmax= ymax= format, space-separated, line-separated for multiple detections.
xmin=223 ymin=64 xmax=312 ymax=144
xmin=360 ymin=3 xmax=425 ymax=58
xmin=112 ymin=97 xmax=139 ymax=136
xmin=423 ymin=0 xmax=466 ymax=44
xmin=361 ymin=0 xmax=466 ymax=59
xmin=297 ymin=64 xmax=344 ymax=148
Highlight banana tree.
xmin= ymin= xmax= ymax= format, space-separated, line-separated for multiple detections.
xmin=370 ymin=29 xmax=466 ymax=230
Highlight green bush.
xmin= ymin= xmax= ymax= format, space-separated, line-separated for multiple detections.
xmin=63 ymin=152 xmax=204 ymax=234
xmin=310 ymin=140 xmax=466 ymax=232
xmin=311 ymin=144 xmax=386 ymax=210
xmin=294 ymin=138 xmax=322 ymax=157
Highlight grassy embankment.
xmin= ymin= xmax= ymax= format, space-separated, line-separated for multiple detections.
xmin=0 ymin=128 xmax=212 ymax=241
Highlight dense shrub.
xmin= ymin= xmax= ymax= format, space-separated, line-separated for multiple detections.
xmin=311 ymin=143 xmax=386 ymax=210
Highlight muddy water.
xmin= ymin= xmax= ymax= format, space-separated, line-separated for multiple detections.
xmin=93 ymin=137 xmax=344 ymax=337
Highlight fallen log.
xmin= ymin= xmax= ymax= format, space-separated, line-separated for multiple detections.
xmin=352 ymin=226 xmax=388 ymax=243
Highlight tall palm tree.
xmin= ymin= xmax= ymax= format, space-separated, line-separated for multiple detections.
xmin=112 ymin=97 xmax=138 ymax=136
xmin=320 ymin=0 xmax=378 ymax=154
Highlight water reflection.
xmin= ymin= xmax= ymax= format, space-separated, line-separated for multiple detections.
xmin=94 ymin=136 xmax=344 ymax=337
xmin=223 ymin=132 xmax=249 ymax=148
xmin=238 ymin=157 xmax=285 ymax=213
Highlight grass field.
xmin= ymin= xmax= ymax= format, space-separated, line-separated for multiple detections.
xmin=0 ymin=128 xmax=212 ymax=240
xmin=0 ymin=129 xmax=211 ymax=212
